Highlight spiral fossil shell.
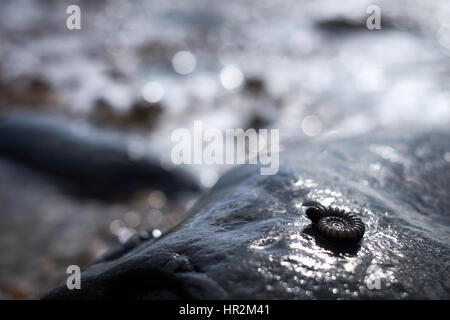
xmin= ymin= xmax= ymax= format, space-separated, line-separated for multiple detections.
xmin=303 ymin=202 xmax=365 ymax=243
xmin=317 ymin=209 xmax=365 ymax=243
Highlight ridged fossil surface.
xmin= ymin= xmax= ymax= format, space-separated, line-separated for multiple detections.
xmin=303 ymin=201 xmax=365 ymax=243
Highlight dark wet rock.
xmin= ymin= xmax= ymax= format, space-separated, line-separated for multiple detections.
xmin=244 ymin=77 xmax=266 ymax=95
xmin=316 ymin=16 xmax=394 ymax=33
xmin=0 ymin=113 xmax=200 ymax=199
xmin=0 ymin=76 xmax=59 ymax=109
xmin=242 ymin=77 xmax=280 ymax=130
xmin=126 ymin=99 xmax=163 ymax=128
xmin=43 ymin=129 xmax=450 ymax=299
xmin=316 ymin=18 xmax=368 ymax=32
xmin=244 ymin=98 xmax=280 ymax=131
xmin=90 ymin=98 xmax=117 ymax=125
xmin=245 ymin=113 xmax=273 ymax=131
xmin=104 ymin=69 xmax=129 ymax=82
xmin=90 ymin=98 xmax=163 ymax=129
xmin=137 ymin=40 xmax=182 ymax=68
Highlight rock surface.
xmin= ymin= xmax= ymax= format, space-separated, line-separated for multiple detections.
xmin=44 ymin=129 xmax=450 ymax=299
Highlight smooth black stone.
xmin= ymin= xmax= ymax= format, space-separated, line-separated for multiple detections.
xmin=0 ymin=113 xmax=200 ymax=199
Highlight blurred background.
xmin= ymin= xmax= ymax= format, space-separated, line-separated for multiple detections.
xmin=0 ymin=0 xmax=449 ymax=299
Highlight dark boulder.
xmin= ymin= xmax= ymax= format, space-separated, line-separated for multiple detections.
xmin=43 ymin=129 xmax=450 ymax=299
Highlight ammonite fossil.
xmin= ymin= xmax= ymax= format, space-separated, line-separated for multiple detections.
xmin=303 ymin=201 xmax=365 ymax=243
